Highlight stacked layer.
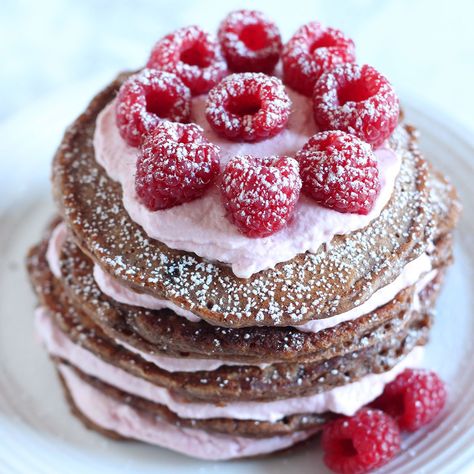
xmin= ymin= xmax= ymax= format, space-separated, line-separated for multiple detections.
xmin=25 ymin=70 xmax=460 ymax=460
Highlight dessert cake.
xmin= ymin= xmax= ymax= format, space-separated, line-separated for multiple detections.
xmin=26 ymin=10 xmax=460 ymax=473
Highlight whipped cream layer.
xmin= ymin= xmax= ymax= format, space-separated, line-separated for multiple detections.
xmin=94 ymin=93 xmax=401 ymax=278
xmin=59 ymin=364 xmax=317 ymax=460
xmin=47 ymin=222 xmax=432 ymax=338
xmin=36 ymin=306 xmax=424 ymax=421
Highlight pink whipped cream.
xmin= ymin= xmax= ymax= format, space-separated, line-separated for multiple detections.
xmin=118 ymin=338 xmax=269 ymax=372
xmin=47 ymin=223 xmax=433 ymax=336
xmin=59 ymin=363 xmax=317 ymax=460
xmin=46 ymin=223 xmax=66 ymax=278
xmin=36 ymin=307 xmax=424 ymax=421
xmin=93 ymin=93 xmax=401 ymax=278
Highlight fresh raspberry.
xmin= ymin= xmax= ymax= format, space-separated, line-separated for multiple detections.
xmin=146 ymin=26 xmax=228 ymax=95
xmin=372 ymin=369 xmax=447 ymax=432
xmin=296 ymin=131 xmax=380 ymax=214
xmin=218 ymin=10 xmax=282 ymax=73
xmin=135 ymin=122 xmax=220 ymax=210
xmin=221 ymin=155 xmax=301 ymax=237
xmin=313 ymin=63 xmax=400 ymax=148
xmin=282 ymin=22 xmax=355 ymax=97
xmin=206 ymin=72 xmax=291 ymax=142
xmin=115 ymin=69 xmax=191 ymax=148
xmin=322 ymin=408 xmax=401 ymax=474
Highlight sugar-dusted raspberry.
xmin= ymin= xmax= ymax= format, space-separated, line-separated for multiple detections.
xmin=282 ymin=22 xmax=355 ymax=97
xmin=146 ymin=26 xmax=228 ymax=95
xmin=221 ymin=155 xmax=301 ymax=237
xmin=296 ymin=130 xmax=380 ymax=214
xmin=313 ymin=63 xmax=400 ymax=148
xmin=206 ymin=72 xmax=291 ymax=142
xmin=322 ymin=408 xmax=401 ymax=474
xmin=372 ymin=369 xmax=447 ymax=432
xmin=115 ymin=69 xmax=191 ymax=148
xmin=218 ymin=9 xmax=282 ymax=73
xmin=135 ymin=122 xmax=220 ymax=210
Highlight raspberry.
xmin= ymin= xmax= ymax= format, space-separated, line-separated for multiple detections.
xmin=206 ymin=72 xmax=291 ymax=142
xmin=135 ymin=122 xmax=220 ymax=210
xmin=295 ymin=131 xmax=380 ymax=214
xmin=282 ymin=22 xmax=355 ymax=97
xmin=146 ymin=26 xmax=228 ymax=95
xmin=372 ymin=369 xmax=447 ymax=432
xmin=115 ymin=69 xmax=191 ymax=147
xmin=313 ymin=63 xmax=400 ymax=148
xmin=218 ymin=9 xmax=282 ymax=73
xmin=221 ymin=155 xmax=301 ymax=237
xmin=322 ymin=408 xmax=401 ymax=474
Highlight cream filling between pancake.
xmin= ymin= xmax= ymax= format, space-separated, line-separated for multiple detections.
xmin=93 ymin=95 xmax=401 ymax=278
xmin=58 ymin=363 xmax=318 ymax=461
xmin=36 ymin=306 xmax=425 ymax=421
xmin=48 ymin=223 xmax=433 ymax=338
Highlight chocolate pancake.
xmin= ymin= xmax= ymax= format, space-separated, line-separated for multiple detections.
xmin=28 ymin=238 xmax=439 ymax=403
xmin=54 ymin=360 xmax=332 ymax=438
xmin=57 ymin=230 xmax=453 ymax=364
xmin=51 ymin=73 xmax=460 ymax=328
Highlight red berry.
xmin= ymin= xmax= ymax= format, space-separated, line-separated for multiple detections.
xmin=218 ymin=9 xmax=282 ymax=73
xmin=221 ymin=155 xmax=301 ymax=237
xmin=322 ymin=408 xmax=401 ymax=474
xmin=313 ymin=63 xmax=400 ymax=148
xmin=372 ymin=369 xmax=447 ymax=432
xmin=135 ymin=122 xmax=220 ymax=210
xmin=115 ymin=69 xmax=191 ymax=147
xmin=206 ymin=72 xmax=291 ymax=142
xmin=282 ymin=22 xmax=355 ymax=97
xmin=296 ymin=131 xmax=380 ymax=215
xmin=146 ymin=26 xmax=228 ymax=95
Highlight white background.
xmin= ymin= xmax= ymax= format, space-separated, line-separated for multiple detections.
xmin=1 ymin=0 xmax=473 ymax=130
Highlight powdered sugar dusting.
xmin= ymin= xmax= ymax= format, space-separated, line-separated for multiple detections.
xmin=52 ymin=74 xmax=455 ymax=328
xmin=94 ymin=93 xmax=400 ymax=278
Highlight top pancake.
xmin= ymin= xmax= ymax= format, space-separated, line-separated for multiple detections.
xmin=52 ymin=73 xmax=460 ymax=328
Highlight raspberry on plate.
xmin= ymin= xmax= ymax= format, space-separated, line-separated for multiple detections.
xmin=372 ymin=369 xmax=447 ymax=432
xmin=218 ymin=9 xmax=282 ymax=73
xmin=282 ymin=21 xmax=355 ymax=97
xmin=296 ymin=130 xmax=380 ymax=214
xmin=135 ymin=122 xmax=220 ymax=210
xmin=115 ymin=69 xmax=191 ymax=147
xmin=206 ymin=72 xmax=291 ymax=142
xmin=221 ymin=155 xmax=301 ymax=237
xmin=322 ymin=408 xmax=401 ymax=474
xmin=313 ymin=63 xmax=400 ymax=148
xmin=146 ymin=25 xmax=228 ymax=95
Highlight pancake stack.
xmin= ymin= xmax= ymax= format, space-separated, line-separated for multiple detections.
xmin=26 ymin=20 xmax=460 ymax=462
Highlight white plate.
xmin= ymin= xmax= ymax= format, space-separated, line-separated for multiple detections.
xmin=0 ymin=82 xmax=473 ymax=474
